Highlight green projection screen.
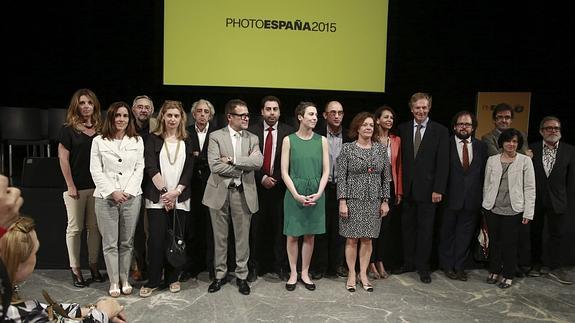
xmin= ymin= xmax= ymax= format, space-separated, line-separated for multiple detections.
xmin=164 ymin=0 xmax=389 ymax=92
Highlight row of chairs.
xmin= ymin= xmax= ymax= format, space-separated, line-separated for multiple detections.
xmin=0 ymin=107 xmax=67 ymax=183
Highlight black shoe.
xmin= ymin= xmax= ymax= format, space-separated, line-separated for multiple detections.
xmin=455 ymin=270 xmax=468 ymax=281
xmin=89 ymin=266 xmax=105 ymax=283
xmin=310 ymin=271 xmax=324 ymax=280
xmin=237 ymin=279 xmax=250 ymax=295
xmin=527 ymin=264 xmax=541 ymax=277
xmin=299 ymin=278 xmax=316 ymax=291
xmin=498 ymin=278 xmax=512 ymax=289
xmin=285 ymin=282 xmax=296 ymax=291
xmin=208 ymin=278 xmax=227 ymax=293
xmin=179 ymin=271 xmax=194 ymax=282
xmin=247 ymin=270 xmax=257 ymax=283
xmin=419 ymin=272 xmax=432 ymax=284
xmin=443 ymin=270 xmax=458 ymax=280
xmin=486 ymin=273 xmax=499 ymax=284
xmin=336 ymin=265 xmax=349 ymax=278
xmin=71 ymin=269 xmax=87 ymax=288
xmin=392 ymin=265 xmax=414 ymax=275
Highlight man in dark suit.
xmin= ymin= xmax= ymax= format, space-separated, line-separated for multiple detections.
xmin=529 ymin=116 xmax=575 ymax=284
xmin=311 ymin=100 xmax=351 ymax=279
xmin=395 ymin=92 xmax=449 ymax=283
xmin=247 ymin=96 xmax=294 ymax=281
xmin=182 ymin=99 xmax=217 ymax=281
xmin=439 ymin=111 xmax=487 ymax=281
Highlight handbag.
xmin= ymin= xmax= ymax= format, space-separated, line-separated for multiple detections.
xmin=165 ymin=206 xmax=187 ymax=268
xmin=473 ymin=209 xmax=489 ymax=262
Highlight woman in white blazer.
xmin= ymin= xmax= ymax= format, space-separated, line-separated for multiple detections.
xmin=482 ymin=128 xmax=535 ymax=288
xmin=90 ymin=101 xmax=144 ymax=297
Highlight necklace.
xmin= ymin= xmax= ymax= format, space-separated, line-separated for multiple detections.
xmin=164 ymin=140 xmax=181 ymax=165
xmin=83 ymin=122 xmax=94 ymax=129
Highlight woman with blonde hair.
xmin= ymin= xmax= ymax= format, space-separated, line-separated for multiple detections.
xmin=0 ymin=217 xmax=126 ymax=322
xmin=140 ymin=100 xmax=195 ymax=297
xmin=58 ymin=88 xmax=104 ymax=287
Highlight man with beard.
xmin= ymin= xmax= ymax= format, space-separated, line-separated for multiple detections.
xmin=203 ymin=99 xmax=263 ymax=295
xmin=439 ymin=111 xmax=487 ymax=281
xmin=130 ymin=95 xmax=157 ymax=281
xmin=247 ymin=96 xmax=294 ymax=281
xmin=528 ymin=116 xmax=575 ymax=284
xmin=482 ymin=103 xmax=531 ymax=157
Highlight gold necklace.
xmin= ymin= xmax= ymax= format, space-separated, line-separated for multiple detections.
xmin=164 ymin=140 xmax=181 ymax=165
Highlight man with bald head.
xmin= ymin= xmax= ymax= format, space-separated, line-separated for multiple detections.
xmin=311 ymin=100 xmax=351 ymax=279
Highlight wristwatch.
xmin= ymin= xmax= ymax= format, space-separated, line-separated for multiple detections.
xmin=160 ymin=187 xmax=168 ymax=194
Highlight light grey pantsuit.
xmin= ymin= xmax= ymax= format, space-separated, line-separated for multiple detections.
xmin=210 ymin=188 xmax=252 ymax=280
xmin=94 ymin=195 xmax=141 ymax=284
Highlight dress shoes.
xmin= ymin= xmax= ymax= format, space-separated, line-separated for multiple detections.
xmin=310 ymin=271 xmax=324 ymax=280
xmin=419 ymin=272 xmax=432 ymax=284
xmin=299 ymin=278 xmax=316 ymax=291
xmin=392 ymin=265 xmax=415 ymax=275
xmin=455 ymin=270 xmax=468 ymax=281
xmin=285 ymin=282 xmax=297 ymax=291
xmin=208 ymin=278 xmax=227 ymax=293
xmin=70 ymin=269 xmax=87 ymax=288
xmin=237 ymin=279 xmax=251 ymax=295
xmin=444 ymin=270 xmax=458 ymax=280
xmin=89 ymin=265 xmax=105 ymax=283
xmin=336 ymin=265 xmax=349 ymax=278
xmin=247 ymin=270 xmax=258 ymax=283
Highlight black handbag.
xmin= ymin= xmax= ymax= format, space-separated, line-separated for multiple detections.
xmin=165 ymin=207 xmax=187 ymax=267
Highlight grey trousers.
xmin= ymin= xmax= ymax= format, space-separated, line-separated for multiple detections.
xmin=210 ymin=188 xmax=252 ymax=280
xmin=95 ymin=195 xmax=141 ymax=284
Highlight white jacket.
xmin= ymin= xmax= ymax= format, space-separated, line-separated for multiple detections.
xmin=90 ymin=135 xmax=145 ymax=199
xmin=482 ymin=153 xmax=536 ymax=219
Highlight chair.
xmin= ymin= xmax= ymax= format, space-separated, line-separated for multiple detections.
xmin=0 ymin=107 xmax=49 ymax=182
xmin=47 ymin=108 xmax=67 ymax=156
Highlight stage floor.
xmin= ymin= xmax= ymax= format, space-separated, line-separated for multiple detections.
xmin=19 ymin=268 xmax=575 ymax=322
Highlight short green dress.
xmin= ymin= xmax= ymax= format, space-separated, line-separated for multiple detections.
xmin=283 ymin=133 xmax=326 ymax=236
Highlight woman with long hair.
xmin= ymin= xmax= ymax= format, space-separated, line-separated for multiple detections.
xmin=281 ymin=102 xmax=329 ymax=291
xmin=140 ymin=100 xmax=195 ymax=297
xmin=58 ymin=88 xmax=104 ymax=287
xmin=90 ymin=101 xmax=144 ymax=297
xmin=368 ymin=106 xmax=403 ymax=279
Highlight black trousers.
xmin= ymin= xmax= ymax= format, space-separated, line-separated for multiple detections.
xmin=184 ymin=182 xmax=214 ymax=277
xmin=133 ymin=201 xmax=147 ymax=274
xmin=486 ymin=211 xmax=523 ymax=279
xmin=531 ymin=206 xmax=566 ymax=270
xmin=372 ymin=182 xmax=402 ymax=268
xmin=146 ymin=208 xmax=188 ymax=288
xmin=248 ymin=185 xmax=288 ymax=275
xmin=311 ymin=183 xmax=344 ymax=274
xmin=401 ymin=199 xmax=436 ymax=272
xmin=438 ymin=207 xmax=479 ymax=271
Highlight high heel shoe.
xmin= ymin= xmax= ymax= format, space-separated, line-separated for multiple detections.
xmin=89 ymin=265 xmax=105 ymax=283
xmin=368 ymin=263 xmax=381 ymax=280
xmin=70 ymin=269 xmax=87 ymax=288
xmin=376 ymin=262 xmax=389 ymax=279
xmin=359 ymin=279 xmax=374 ymax=292
xmin=346 ymin=277 xmax=356 ymax=292
xmin=109 ymin=283 xmax=121 ymax=298
xmin=121 ymin=282 xmax=133 ymax=295
xmin=486 ymin=273 xmax=499 ymax=284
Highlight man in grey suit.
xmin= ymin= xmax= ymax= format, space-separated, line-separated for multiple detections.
xmin=203 ymin=99 xmax=263 ymax=295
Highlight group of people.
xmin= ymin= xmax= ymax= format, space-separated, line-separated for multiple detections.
xmin=0 ymin=89 xmax=572 ymax=320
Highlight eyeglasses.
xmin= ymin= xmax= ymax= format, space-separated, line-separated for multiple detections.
xmin=456 ymin=123 xmax=473 ymax=128
xmin=542 ymin=126 xmax=561 ymax=132
xmin=135 ymin=105 xmax=151 ymax=111
xmin=229 ymin=113 xmax=250 ymax=120
xmin=495 ymin=115 xmax=512 ymax=121
xmin=327 ymin=111 xmax=344 ymax=117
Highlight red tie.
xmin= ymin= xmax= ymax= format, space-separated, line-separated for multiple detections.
xmin=462 ymin=139 xmax=470 ymax=170
xmin=263 ymin=127 xmax=273 ymax=176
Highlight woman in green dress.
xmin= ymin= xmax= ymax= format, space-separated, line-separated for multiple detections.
xmin=281 ymin=102 xmax=329 ymax=291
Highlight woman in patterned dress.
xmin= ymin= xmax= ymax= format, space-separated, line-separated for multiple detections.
xmin=337 ymin=112 xmax=390 ymax=292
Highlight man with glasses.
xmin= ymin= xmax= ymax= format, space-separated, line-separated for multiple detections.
xmin=439 ymin=111 xmax=487 ymax=281
xmin=528 ymin=116 xmax=575 ymax=284
xmin=311 ymin=100 xmax=351 ymax=279
xmin=130 ymin=95 xmax=157 ymax=281
xmin=203 ymin=99 xmax=263 ymax=295
xmin=481 ymin=103 xmax=531 ymax=157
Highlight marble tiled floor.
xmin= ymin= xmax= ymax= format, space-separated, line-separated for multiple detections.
xmin=20 ymin=268 xmax=575 ymax=322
